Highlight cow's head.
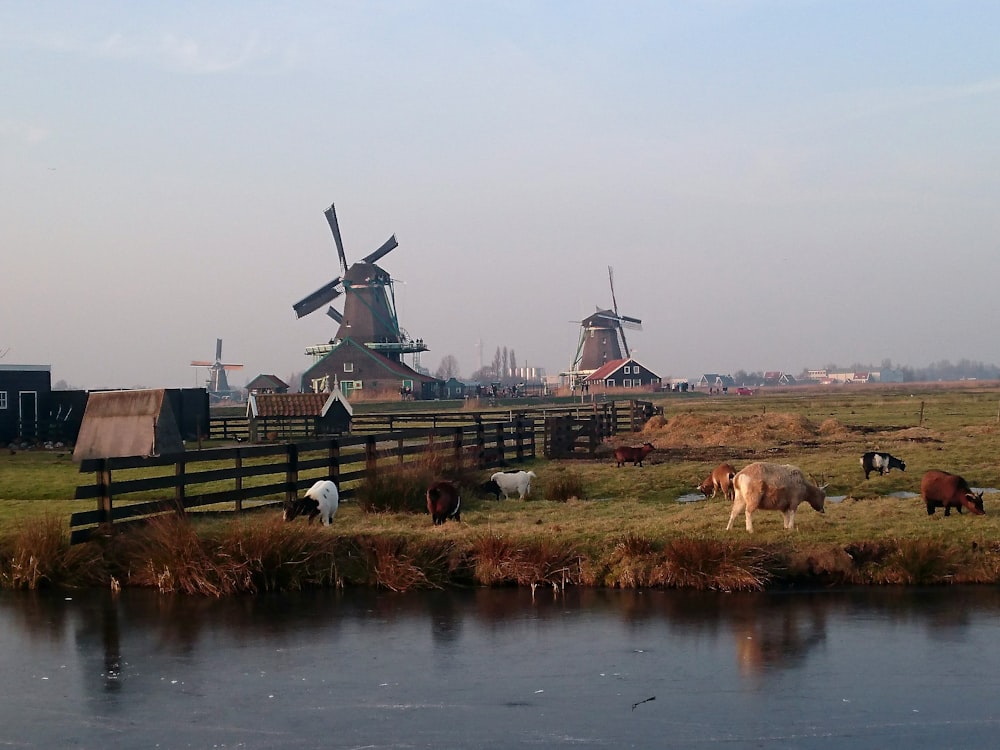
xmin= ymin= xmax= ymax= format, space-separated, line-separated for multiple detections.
xmin=964 ymin=491 xmax=986 ymax=515
xmin=891 ymin=456 xmax=906 ymax=472
xmin=283 ymin=496 xmax=317 ymax=522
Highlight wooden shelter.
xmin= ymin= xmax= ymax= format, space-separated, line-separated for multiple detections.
xmin=246 ymin=391 xmax=353 ymax=442
xmin=72 ymin=389 xmax=184 ymax=461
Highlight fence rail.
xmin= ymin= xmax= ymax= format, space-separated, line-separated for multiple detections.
xmin=70 ymin=420 xmax=535 ymax=544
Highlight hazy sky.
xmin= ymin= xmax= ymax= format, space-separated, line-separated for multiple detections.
xmin=4 ymin=2 xmax=1000 ymax=390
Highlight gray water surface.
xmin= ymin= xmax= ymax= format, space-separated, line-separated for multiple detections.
xmin=2 ymin=586 xmax=999 ymax=749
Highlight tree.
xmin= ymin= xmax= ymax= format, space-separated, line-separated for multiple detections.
xmin=492 ymin=347 xmax=502 ymax=379
xmin=435 ymin=355 xmax=461 ymax=380
xmin=509 ymin=349 xmax=517 ymax=377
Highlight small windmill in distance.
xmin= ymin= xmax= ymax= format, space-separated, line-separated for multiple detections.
xmin=190 ymin=338 xmax=243 ymax=400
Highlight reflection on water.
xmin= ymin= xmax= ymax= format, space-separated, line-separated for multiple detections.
xmin=3 ymin=586 xmax=1000 ymax=748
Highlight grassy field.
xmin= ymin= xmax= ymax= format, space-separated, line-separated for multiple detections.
xmin=4 ymin=382 xmax=1000 ymax=593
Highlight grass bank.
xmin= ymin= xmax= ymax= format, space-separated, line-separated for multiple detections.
xmin=4 ymin=383 xmax=1000 ymax=594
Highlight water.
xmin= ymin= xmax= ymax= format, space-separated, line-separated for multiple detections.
xmin=2 ymin=586 xmax=1000 ymax=749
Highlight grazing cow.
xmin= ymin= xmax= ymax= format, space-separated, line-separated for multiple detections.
xmin=921 ymin=470 xmax=985 ymax=517
xmin=614 ymin=442 xmax=655 ymax=467
xmin=727 ymin=462 xmax=826 ymax=534
xmin=426 ymin=480 xmax=462 ymax=525
xmin=699 ymin=463 xmax=737 ymax=502
xmin=490 ymin=470 xmax=536 ymax=500
xmin=861 ymin=451 xmax=906 ymax=480
xmin=283 ymin=479 xmax=339 ymax=526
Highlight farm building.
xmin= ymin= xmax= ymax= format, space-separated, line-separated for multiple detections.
xmin=246 ymin=374 xmax=290 ymax=394
xmin=0 ymin=364 xmax=51 ymax=443
xmin=441 ymin=377 xmax=468 ymax=399
xmin=584 ymin=358 xmax=661 ymax=392
xmin=301 ymin=337 xmax=440 ymax=400
xmin=763 ymin=371 xmax=797 ymax=386
xmin=246 ymin=391 xmax=352 ymax=441
xmin=72 ymin=389 xmax=184 ymax=461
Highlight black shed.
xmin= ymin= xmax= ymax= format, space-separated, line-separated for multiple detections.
xmin=0 ymin=365 xmax=52 ymax=444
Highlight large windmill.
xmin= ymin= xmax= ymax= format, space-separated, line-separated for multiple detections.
xmin=190 ymin=338 xmax=244 ymax=397
xmin=292 ymin=202 xmax=427 ymax=364
xmin=569 ymin=267 xmax=642 ymax=376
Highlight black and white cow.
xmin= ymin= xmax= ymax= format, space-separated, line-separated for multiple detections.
xmin=860 ymin=451 xmax=906 ymax=480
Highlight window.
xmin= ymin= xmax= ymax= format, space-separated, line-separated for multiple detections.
xmin=623 ymin=379 xmax=632 ymax=388
xmin=623 ymin=365 xmax=631 ymax=374
xmin=606 ymin=379 xmax=615 ymax=388
xmin=343 ymin=362 xmax=354 ymax=373
xmin=0 ymin=391 xmax=6 ymax=409
xmin=402 ymin=380 xmax=413 ymax=390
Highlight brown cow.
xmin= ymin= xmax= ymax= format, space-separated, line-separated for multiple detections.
xmin=699 ymin=463 xmax=737 ymax=501
xmin=614 ymin=442 xmax=655 ymax=467
xmin=727 ymin=462 xmax=826 ymax=533
xmin=921 ymin=470 xmax=985 ymax=517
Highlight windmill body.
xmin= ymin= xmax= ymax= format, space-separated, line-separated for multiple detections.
xmin=190 ymin=338 xmax=244 ymax=400
xmin=565 ymin=267 xmax=642 ymax=383
xmin=293 ymin=203 xmax=427 ymax=364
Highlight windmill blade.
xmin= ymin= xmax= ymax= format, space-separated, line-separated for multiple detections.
xmin=621 ymin=314 xmax=643 ymax=330
xmin=220 ymin=363 xmax=244 ymax=369
xmin=326 ymin=306 xmax=344 ymax=324
xmin=190 ymin=360 xmax=214 ymax=367
xmin=362 ymin=235 xmax=398 ymax=266
xmin=324 ymin=204 xmax=348 ymax=275
xmin=292 ymin=277 xmax=344 ymax=318
xmin=608 ymin=266 xmax=620 ymax=317
xmin=215 ymin=338 xmax=223 ymax=362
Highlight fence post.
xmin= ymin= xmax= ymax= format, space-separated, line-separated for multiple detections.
xmin=475 ymin=417 xmax=486 ymax=468
xmin=97 ymin=458 xmax=113 ymax=528
xmin=286 ymin=443 xmax=299 ymax=505
xmin=515 ymin=418 xmax=525 ymax=462
xmin=329 ymin=439 xmax=340 ymax=486
xmin=234 ymin=449 xmax=244 ymax=513
xmin=453 ymin=427 xmax=463 ymax=470
xmin=495 ymin=423 xmax=505 ymax=465
xmin=174 ymin=457 xmax=187 ymax=516
xmin=365 ymin=435 xmax=378 ymax=482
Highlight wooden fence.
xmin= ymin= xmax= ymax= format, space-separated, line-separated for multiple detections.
xmin=70 ymin=420 xmax=534 ymax=544
xmin=207 ymin=399 xmax=655 ymax=443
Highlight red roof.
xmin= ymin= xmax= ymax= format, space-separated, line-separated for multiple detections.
xmin=585 ymin=358 xmax=629 ymax=382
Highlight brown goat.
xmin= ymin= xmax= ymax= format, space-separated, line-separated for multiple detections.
xmin=699 ymin=463 xmax=737 ymax=501
xmin=426 ymin=479 xmax=462 ymax=525
xmin=921 ymin=470 xmax=985 ymax=517
xmin=613 ymin=442 xmax=655 ymax=467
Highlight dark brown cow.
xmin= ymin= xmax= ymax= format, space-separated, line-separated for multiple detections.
xmin=426 ymin=479 xmax=462 ymax=525
xmin=614 ymin=442 xmax=655 ymax=467
xmin=921 ymin=470 xmax=985 ymax=516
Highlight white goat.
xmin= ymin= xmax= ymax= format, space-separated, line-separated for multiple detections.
xmin=283 ymin=479 xmax=340 ymax=526
xmin=490 ymin=470 xmax=537 ymax=500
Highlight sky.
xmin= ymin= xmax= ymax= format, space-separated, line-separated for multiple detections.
xmin=3 ymin=1 xmax=1000 ymax=390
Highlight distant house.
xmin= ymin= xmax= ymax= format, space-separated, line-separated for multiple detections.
xmin=763 ymin=371 xmax=796 ymax=387
xmin=441 ymin=377 xmax=468 ymax=399
xmin=698 ymin=373 xmax=736 ymax=391
xmin=246 ymin=374 xmax=290 ymax=394
xmin=246 ymin=391 xmax=353 ymax=442
xmin=301 ymin=337 xmax=440 ymax=400
xmin=0 ymin=364 xmax=51 ymax=443
xmin=584 ymin=358 xmax=661 ymax=392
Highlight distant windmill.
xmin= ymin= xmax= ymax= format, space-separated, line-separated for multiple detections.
xmin=190 ymin=338 xmax=243 ymax=396
xmin=292 ymin=201 xmax=426 ymax=363
xmin=569 ymin=266 xmax=642 ymax=374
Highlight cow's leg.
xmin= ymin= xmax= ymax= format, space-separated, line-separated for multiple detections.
xmin=944 ymin=505 xmax=952 ymax=517
xmin=726 ymin=499 xmax=744 ymax=531
xmin=784 ymin=509 xmax=796 ymax=529
xmin=744 ymin=509 xmax=754 ymax=533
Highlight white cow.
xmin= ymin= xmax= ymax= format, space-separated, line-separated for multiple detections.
xmin=726 ymin=462 xmax=825 ymax=533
